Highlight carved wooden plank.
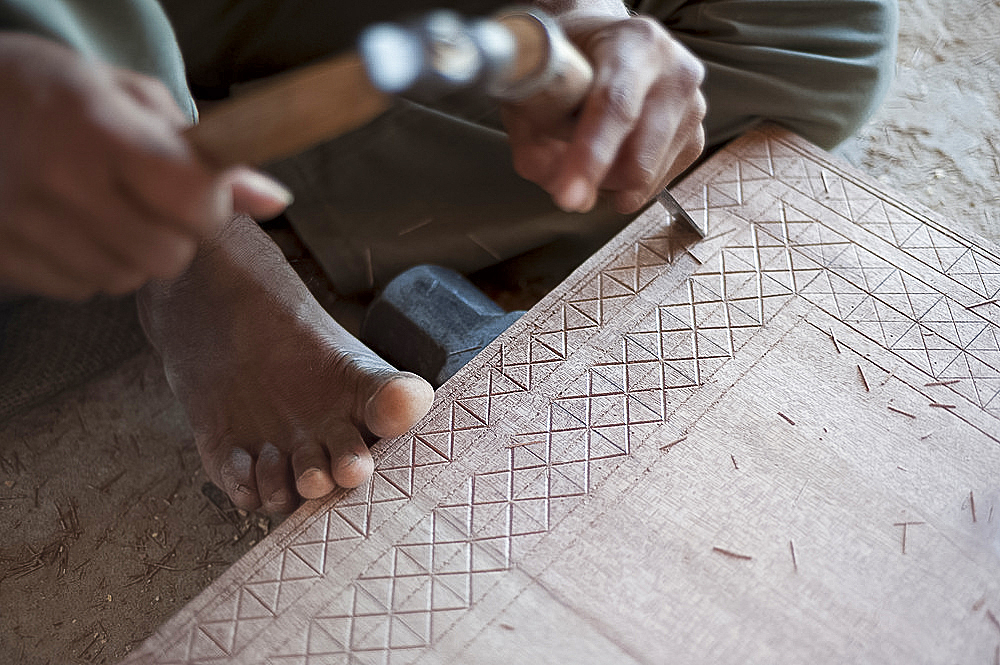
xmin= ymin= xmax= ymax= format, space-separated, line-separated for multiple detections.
xmin=124 ymin=125 xmax=1000 ymax=664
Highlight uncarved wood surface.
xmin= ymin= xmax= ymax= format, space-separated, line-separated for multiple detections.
xmin=124 ymin=126 xmax=1000 ymax=664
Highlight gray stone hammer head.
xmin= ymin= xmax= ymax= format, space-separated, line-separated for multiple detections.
xmin=360 ymin=265 xmax=524 ymax=387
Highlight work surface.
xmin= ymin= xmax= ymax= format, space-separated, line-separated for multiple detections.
xmin=125 ymin=126 xmax=1000 ymax=664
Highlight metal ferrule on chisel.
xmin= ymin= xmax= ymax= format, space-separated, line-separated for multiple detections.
xmin=358 ymin=8 xmax=593 ymax=121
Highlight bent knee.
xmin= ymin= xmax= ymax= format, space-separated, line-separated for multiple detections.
xmin=814 ymin=0 xmax=899 ymax=145
xmin=653 ymin=0 xmax=900 ymax=148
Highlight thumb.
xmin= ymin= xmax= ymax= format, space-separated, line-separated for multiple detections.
xmin=226 ymin=167 xmax=294 ymax=221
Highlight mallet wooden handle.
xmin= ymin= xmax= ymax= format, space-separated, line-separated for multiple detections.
xmin=184 ymin=8 xmax=592 ymax=168
xmin=184 ymin=53 xmax=391 ymax=168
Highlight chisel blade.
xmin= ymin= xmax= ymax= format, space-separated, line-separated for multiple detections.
xmin=656 ymin=188 xmax=705 ymax=238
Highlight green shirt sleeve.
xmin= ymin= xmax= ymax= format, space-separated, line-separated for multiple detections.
xmin=0 ymin=0 xmax=196 ymax=121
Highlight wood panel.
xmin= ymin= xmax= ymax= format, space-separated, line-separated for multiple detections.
xmin=123 ymin=125 xmax=1000 ymax=664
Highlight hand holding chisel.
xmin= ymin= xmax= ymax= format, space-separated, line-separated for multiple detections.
xmin=186 ymin=6 xmax=706 ymax=223
xmin=184 ymin=8 xmax=597 ymax=167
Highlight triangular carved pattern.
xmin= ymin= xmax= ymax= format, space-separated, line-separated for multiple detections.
xmin=682 ymin=146 xmax=1000 ymax=414
xmin=681 ymin=136 xmax=1000 ymax=414
xmin=675 ymin=133 xmax=782 ymax=235
xmin=263 ymin=218 xmax=803 ymax=665
xmin=530 ymin=225 xmax=689 ymax=349
xmin=161 ymin=210 xmax=708 ymax=663
xmin=152 ymin=435 xmax=461 ymax=663
xmin=742 ymin=133 xmax=1000 ymax=303
xmin=145 ymin=131 xmax=1000 ymax=664
xmin=751 ymin=198 xmax=1000 ymax=413
xmin=156 ymin=199 xmax=802 ymax=664
xmin=153 ymin=525 xmax=333 ymax=664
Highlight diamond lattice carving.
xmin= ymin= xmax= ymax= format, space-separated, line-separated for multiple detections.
xmin=131 ymin=127 xmax=1000 ymax=665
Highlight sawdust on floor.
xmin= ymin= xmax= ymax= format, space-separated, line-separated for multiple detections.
xmin=1 ymin=0 xmax=998 ymax=662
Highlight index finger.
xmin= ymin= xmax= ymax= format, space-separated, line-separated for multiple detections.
xmin=549 ymin=32 xmax=659 ymax=212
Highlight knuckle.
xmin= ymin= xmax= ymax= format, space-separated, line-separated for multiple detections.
xmin=685 ymin=56 xmax=707 ymax=88
xmin=121 ymin=70 xmax=185 ymax=114
xmin=694 ymin=123 xmax=707 ymax=154
xmin=628 ymin=15 xmax=664 ymax=41
xmin=674 ymin=55 xmax=705 ymax=93
xmin=694 ymin=92 xmax=708 ymax=121
xmin=163 ymin=241 xmax=198 ymax=278
xmin=663 ymin=37 xmax=705 ymax=90
xmin=595 ymin=83 xmax=642 ymax=126
xmin=137 ymin=75 xmax=173 ymax=101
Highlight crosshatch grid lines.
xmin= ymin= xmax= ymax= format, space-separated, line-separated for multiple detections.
xmin=125 ymin=125 xmax=1000 ymax=665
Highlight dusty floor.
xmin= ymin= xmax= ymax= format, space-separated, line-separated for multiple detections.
xmin=1 ymin=0 xmax=998 ymax=662
xmin=838 ymin=0 xmax=1000 ymax=243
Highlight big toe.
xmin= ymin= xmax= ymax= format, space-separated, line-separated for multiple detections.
xmin=364 ymin=372 xmax=435 ymax=438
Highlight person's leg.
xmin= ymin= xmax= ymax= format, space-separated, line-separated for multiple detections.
xmin=137 ymin=214 xmax=434 ymax=513
xmin=265 ymin=102 xmax=632 ymax=295
xmin=160 ymin=0 xmax=899 ymax=296
xmin=634 ymin=0 xmax=899 ymax=149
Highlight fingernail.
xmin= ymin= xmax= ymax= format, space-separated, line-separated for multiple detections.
xmin=242 ymin=170 xmax=294 ymax=207
xmin=558 ymin=178 xmax=592 ymax=213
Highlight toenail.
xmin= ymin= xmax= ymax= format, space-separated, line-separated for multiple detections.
xmin=233 ymin=483 xmax=254 ymax=495
xmin=365 ymin=375 xmax=435 ymax=438
xmin=268 ymin=489 xmax=291 ymax=506
xmin=336 ymin=453 xmax=360 ymax=470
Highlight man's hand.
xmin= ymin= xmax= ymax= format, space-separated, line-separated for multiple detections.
xmin=0 ymin=33 xmax=292 ymax=301
xmin=502 ymin=10 xmax=706 ymax=215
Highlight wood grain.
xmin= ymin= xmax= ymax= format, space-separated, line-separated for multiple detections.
xmin=124 ymin=125 xmax=1000 ymax=664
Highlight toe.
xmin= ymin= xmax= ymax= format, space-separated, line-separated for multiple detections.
xmin=324 ymin=423 xmax=374 ymax=489
xmin=364 ymin=372 xmax=435 ymax=438
xmin=256 ymin=443 xmax=298 ymax=514
xmin=219 ymin=447 xmax=262 ymax=511
xmin=292 ymin=443 xmax=336 ymax=499
xmin=329 ymin=328 xmax=434 ymax=439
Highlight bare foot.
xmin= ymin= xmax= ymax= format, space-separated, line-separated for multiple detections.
xmin=137 ymin=214 xmax=434 ymax=513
